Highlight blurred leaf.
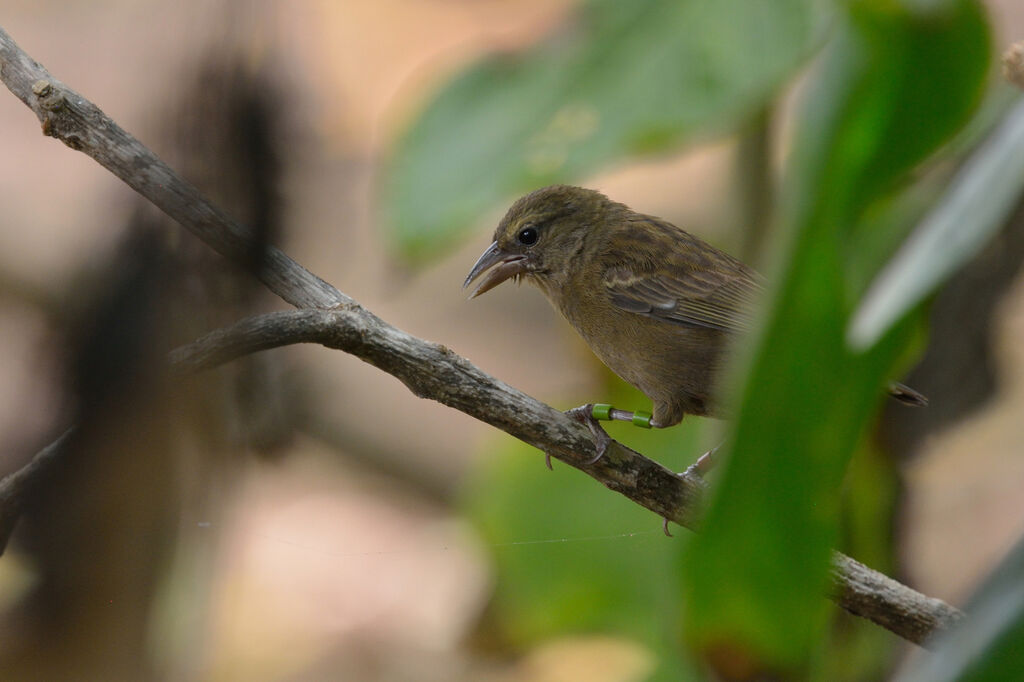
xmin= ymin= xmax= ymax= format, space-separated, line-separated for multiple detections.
xmin=681 ymin=0 xmax=989 ymax=673
xmin=842 ymin=85 xmax=1020 ymax=298
xmin=849 ymin=96 xmax=1024 ymax=349
xmin=813 ymin=443 xmax=899 ymax=682
xmin=828 ymin=0 xmax=991 ymax=220
xmin=383 ymin=0 xmax=825 ymax=262
xmin=896 ymin=535 xmax=1024 ymax=682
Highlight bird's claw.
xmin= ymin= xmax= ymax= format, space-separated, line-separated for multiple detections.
xmin=565 ymin=404 xmax=613 ymax=464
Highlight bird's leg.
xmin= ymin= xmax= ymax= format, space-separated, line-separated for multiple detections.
xmin=589 ymin=403 xmax=655 ymax=428
xmin=558 ymin=403 xmax=655 ymax=467
xmin=564 ymin=404 xmax=616 ymax=464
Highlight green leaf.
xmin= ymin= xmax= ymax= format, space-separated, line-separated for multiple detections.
xmin=382 ymin=0 xmax=824 ymax=262
xmin=849 ymin=96 xmax=1024 ymax=349
xmin=681 ymin=0 xmax=989 ymax=673
xmin=842 ymin=85 xmax=1021 ymax=299
xmin=896 ymin=535 xmax=1024 ymax=682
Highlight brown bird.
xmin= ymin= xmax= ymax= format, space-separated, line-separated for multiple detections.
xmin=464 ymin=185 xmax=925 ymax=457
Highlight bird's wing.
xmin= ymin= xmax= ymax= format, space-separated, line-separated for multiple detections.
xmin=602 ymin=225 xmax=762 ymax=333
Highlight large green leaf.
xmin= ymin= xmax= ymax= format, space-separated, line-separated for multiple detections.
xmin=849 ymin=96 xmax=1024 ymax=349
xmin=680 ymin=0 xmax=989 ymax=673
xmin=382 ymin=0 xmax=823 ymax=262
xmin=841 ymin=85 xmax=1020 ymax=299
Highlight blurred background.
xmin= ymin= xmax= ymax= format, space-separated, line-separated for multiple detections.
xmin=0 ymin=1 xmax=1023 ymax=680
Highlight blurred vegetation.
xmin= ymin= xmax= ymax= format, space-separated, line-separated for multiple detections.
xmin=384 ymin=0 xmax=1024 ymax=679
xmin=382 ymin=0 xmax=826 ymax=263
xmin=681 ymin=0 xmax=986 ymax=674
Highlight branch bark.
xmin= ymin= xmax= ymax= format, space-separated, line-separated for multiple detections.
xmin=829 ymin=553 xmax=965 ymax=645
xmin=169 ymin=308 xmax=963 ymax=646
xmin=0 ymin=24 xmax=963 ymax=648
xmin=168 ymin=306 xmax=706 ymax=528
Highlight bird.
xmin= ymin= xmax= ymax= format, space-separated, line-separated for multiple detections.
xmin=464 ymin=184 xmax=926 ymax=460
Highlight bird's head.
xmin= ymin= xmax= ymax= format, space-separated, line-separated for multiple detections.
xmin=463 ymin=185 xmax=615 ymax=297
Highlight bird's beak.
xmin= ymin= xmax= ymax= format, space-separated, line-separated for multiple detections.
xmin=463 ymin=241 xmax=527 ymax=298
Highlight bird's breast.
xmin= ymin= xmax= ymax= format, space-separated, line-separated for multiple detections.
xmin=547 ymin=280 xmax=725 ymax=417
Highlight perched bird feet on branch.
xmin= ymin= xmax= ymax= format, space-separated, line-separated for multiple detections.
xmin=563 ymin=403 xmax=622 ymax=465
xmin=544 ymin=403 xmax=655 ymax=469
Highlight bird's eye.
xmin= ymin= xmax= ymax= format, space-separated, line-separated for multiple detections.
xmin=517 ymin=226 xmax=538 ymax=246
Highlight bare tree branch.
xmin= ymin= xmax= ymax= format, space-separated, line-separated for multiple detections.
xmin=0 ymin=24 xmax=964 ymax=647
xmin=169 ymin=308 xmax=965 ymax=646
xmin=0 ymin=27 xmax=340 ymax=310
xmin=0 ymin=429 xmax=74 ymax=554
xmin=829 ymin=553 xmax=965 ymax=645
xmin=168 ymin=306 xmax=707 ymax=526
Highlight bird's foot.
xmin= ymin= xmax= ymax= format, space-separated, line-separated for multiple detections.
xmin=564 ymin=404 xmax=617 ymax=464
xmin=662 ymin=517 xmax=673 ymax=537
xmin=684 ymin=444 xmax=721 ymax=479
xmin=559 ymin=403 xmax=658 ymax=467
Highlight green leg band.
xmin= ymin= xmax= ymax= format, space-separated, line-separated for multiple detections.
xmin=591 ymin=404 xmax=614 ymax=421
xmin=632 ymin=410 xmax=653 ymax=428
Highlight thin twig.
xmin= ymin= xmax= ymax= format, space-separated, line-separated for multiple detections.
xmin=0 ymin=428 xmax=75 ymax=554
